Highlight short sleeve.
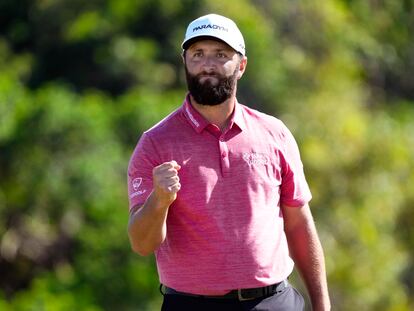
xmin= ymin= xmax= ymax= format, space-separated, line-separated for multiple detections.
xmin=279 ymin=124 xmax=312 ymax=207
xmin=127 ymin=133 xmax=159 ymax=212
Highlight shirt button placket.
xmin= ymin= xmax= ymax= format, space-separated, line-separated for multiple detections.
xmin=219 ymin=137 xmax=230 ymax=177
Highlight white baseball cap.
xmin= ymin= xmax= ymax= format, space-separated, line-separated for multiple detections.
xmin=182 ymin=14 xmax=246 ymax=56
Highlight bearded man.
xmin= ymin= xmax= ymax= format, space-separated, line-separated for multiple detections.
xmin=127 ymin=14 xmax=330 ymax=311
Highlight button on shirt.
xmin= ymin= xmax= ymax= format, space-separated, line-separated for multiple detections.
xmin=128 ymin=95 xmax=312 ymax=295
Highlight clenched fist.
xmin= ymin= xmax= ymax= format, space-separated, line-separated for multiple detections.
xmin=152 ymin=160 xmax=181 ymax=205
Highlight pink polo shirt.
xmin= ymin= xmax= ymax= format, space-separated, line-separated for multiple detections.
xmin=128 ymin=95 xmax=312 ymax=295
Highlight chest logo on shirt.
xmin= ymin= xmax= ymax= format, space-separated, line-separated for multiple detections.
xmin=242 ymin=152 xmax=269 ymax=166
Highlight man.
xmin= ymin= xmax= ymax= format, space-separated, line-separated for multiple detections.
xmin=127 ymin=14 xmax=330 ymax=311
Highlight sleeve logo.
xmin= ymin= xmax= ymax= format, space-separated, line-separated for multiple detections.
xmin=130 ymin=177 xmax=146 ymax=199
xmin=132 ymin=178 xmax=142 ymax=191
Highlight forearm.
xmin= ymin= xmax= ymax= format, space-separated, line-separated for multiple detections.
xmin=284 ymin=206 xmax=330 ymax=310
xmin=287 ymin=225 xmax=330 ymax=310
xmin=128 ymin=190 xmax=170 ymax=256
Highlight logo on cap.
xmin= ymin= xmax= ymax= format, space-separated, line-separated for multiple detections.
xmin=193 ymin=24 xmax=228 ymax=33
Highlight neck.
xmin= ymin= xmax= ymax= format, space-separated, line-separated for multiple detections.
xmin=190 ymin=95 xmax=236 ymax=131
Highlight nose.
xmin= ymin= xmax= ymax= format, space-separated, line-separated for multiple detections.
xmin=201 ymin=55 xmax=216 ymax=69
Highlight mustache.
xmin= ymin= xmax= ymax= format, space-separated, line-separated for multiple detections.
xmin=196 ymin=72 xmax=220 ymax=77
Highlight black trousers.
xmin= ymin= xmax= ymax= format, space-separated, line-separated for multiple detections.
xmin=161 ymin=284 xmax=305 ymax=311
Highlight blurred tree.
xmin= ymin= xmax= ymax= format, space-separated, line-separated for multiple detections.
xmin=0 ymin=0 xmax=413 ymax=310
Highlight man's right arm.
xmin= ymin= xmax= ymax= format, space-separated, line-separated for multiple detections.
xmin=127 ymin=161 xmax=181 ymax=256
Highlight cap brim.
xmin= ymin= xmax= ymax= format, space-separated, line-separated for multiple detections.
xmin=182 ymin=35 xmax=234 ymax=51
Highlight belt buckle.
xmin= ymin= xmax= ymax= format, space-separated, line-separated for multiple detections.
xmin=237 ymin=289 xmax=255 ymax=301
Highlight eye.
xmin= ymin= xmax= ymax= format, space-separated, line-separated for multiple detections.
xmin=217 ymin=52 xmax=227 ymax=58
xmin=193 ymin=51 xmax=203 ymax=58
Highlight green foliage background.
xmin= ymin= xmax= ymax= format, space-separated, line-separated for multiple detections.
xmin=1 ymin=0 xmax=413 ymax=310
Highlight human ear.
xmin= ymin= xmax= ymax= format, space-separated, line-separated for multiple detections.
xmin=237 ymin=56 xmax=247 ymax=79
xmin=181 ymin=50 xmax=186 ymax=64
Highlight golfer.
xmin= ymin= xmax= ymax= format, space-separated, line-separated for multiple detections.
xmin=127 ymin=14 xmax=330 ymax=311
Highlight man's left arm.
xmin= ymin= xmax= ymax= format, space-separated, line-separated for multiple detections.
xmin=282 ymin=203 xmax=331 ymax=311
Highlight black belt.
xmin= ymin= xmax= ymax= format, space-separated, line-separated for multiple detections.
xmin=161 ymin=280 xmax=288 ymax=301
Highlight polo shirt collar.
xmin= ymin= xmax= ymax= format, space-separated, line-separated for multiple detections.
xmin=183 ymin=95 xmax=209 ymax=133
xmin=232 ymin=99 xmax=246 ymax=131
xmin=182 ymin=94 xmax=246 ymax=133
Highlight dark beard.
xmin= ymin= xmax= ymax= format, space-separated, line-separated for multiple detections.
xmin=185 ymin=67 xmax=238 ymax=106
